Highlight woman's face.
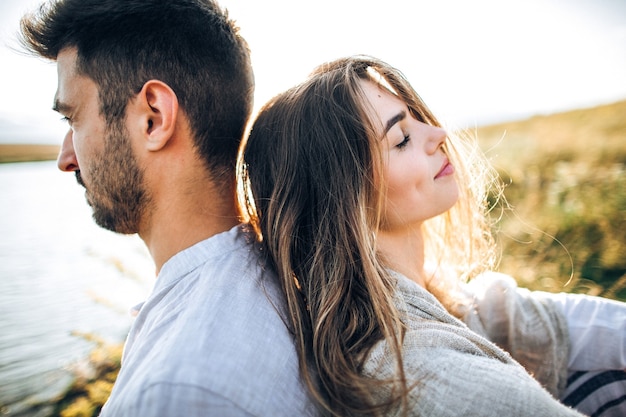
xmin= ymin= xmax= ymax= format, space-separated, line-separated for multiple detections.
xmin=360 ymin=80 xmax=459 ymax=232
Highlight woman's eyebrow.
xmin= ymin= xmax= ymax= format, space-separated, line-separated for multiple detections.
xmin=384 ymin=111 xmax=406 ymax=135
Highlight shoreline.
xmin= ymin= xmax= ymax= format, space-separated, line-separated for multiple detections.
xmin=0 ymin=144 xmax=60 ymax=163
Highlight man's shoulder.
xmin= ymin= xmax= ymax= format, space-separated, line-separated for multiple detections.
xmin=152 ymin=224 xmax=278 ymax=318
xmin=110 ymin=301 xmax=315 ymax=417
xmin=107 ymin=226 xmax=317 ymax=416
xmin=130 ymin=225 xmax=291 ymax=368
xmin=163 ymin=224 xmax=263 ymax=279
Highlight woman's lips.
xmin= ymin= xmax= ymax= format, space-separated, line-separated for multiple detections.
xmin=435 ymin=159 xmax=455 ymax=179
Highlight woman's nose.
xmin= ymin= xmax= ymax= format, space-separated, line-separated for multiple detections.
xmin=425 ymin=125 xmax=448 ymax=154
xmin=57 ymin=129 xmax=79 ymax=172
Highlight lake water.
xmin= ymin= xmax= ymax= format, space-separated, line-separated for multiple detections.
xmin=0 ymin=161 xmax=154 ymax=416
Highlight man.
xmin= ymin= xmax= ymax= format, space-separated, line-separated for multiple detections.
xmin=19 ymin=1 xmax=317 ymax=415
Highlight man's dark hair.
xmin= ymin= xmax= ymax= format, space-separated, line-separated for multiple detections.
xmin=20 ymin=0 xmax=254 ymax=184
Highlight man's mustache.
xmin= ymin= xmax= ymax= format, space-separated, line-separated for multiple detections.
xmin=75 ymin=170 xmax=85 ymax=187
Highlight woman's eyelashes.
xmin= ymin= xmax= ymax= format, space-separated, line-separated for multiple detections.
xmin=396 ymin=134 xmax=411 ymax=150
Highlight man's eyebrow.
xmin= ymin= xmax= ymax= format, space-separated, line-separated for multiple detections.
xmin=52 ymin=99 xmax=71 ymax=113
xmin=384 ymin=111 xmax=406 ymax=135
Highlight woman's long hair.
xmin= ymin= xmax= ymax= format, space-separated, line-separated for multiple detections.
xmin=237 ymin=56 xmax=499 ymax=415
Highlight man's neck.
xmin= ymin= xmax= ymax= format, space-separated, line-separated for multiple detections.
xmin=139 ymin=193 xmax=239 ymax=274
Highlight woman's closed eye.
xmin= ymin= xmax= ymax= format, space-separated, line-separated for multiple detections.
xmin=396 ymin=134 xmax=411 ymax=150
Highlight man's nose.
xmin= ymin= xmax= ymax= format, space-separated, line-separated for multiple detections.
xmin=57 ymin=129 xmax=78 ymax=172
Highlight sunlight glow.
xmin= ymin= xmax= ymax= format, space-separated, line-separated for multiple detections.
xmin=1 ymin=0 xmax=625 ymax=143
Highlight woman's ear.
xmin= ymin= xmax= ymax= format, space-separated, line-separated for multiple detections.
xmin=136 ymin=80 xmax=179 ymax=152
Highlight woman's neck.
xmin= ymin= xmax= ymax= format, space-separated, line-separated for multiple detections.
xmin=377 ymin=225 xmax=426 ymax=287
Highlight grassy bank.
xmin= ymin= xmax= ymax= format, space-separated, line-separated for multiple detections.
xmin=0 ymin=144 xmax=60 ymax=163
xmin=52 ymin=334 xmax=122 ymax=417
xmin=476 ymin=99 xmax=626 ymax=299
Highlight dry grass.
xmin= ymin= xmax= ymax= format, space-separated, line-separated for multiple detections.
xmin=474 ymin=99 xmax=626 ymax=299
xmin=0 ymin=144 xmax=60 ymax=163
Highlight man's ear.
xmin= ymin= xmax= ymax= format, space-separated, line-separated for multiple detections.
xmin=136 ymin=80 xmax=178 ymax=151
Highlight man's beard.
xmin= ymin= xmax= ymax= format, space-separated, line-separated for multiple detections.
xmin=78 ymin=122 xmax=150 ymax=235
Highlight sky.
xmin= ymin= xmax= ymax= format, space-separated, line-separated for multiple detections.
xmin=1 ymin=0 xmax=625 ymax=144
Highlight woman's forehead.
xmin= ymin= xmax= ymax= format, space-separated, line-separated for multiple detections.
xmin=358 ymin=79 xmax=406 ymax=134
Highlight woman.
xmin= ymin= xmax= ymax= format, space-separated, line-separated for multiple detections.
xmin=238 ymin=56 xmax=623 ymax=416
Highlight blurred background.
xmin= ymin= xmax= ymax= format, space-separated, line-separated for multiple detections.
xmin=1 ymin=0 xmax=625 ymax=415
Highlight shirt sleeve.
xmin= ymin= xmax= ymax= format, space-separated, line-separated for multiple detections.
xmin=462 ymin=271 xmax=571 ymax=396
xmin=546 ymin=291 xmax=626 ymax=371
xmin=364 ymin=329 xmax=585 ymax=416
